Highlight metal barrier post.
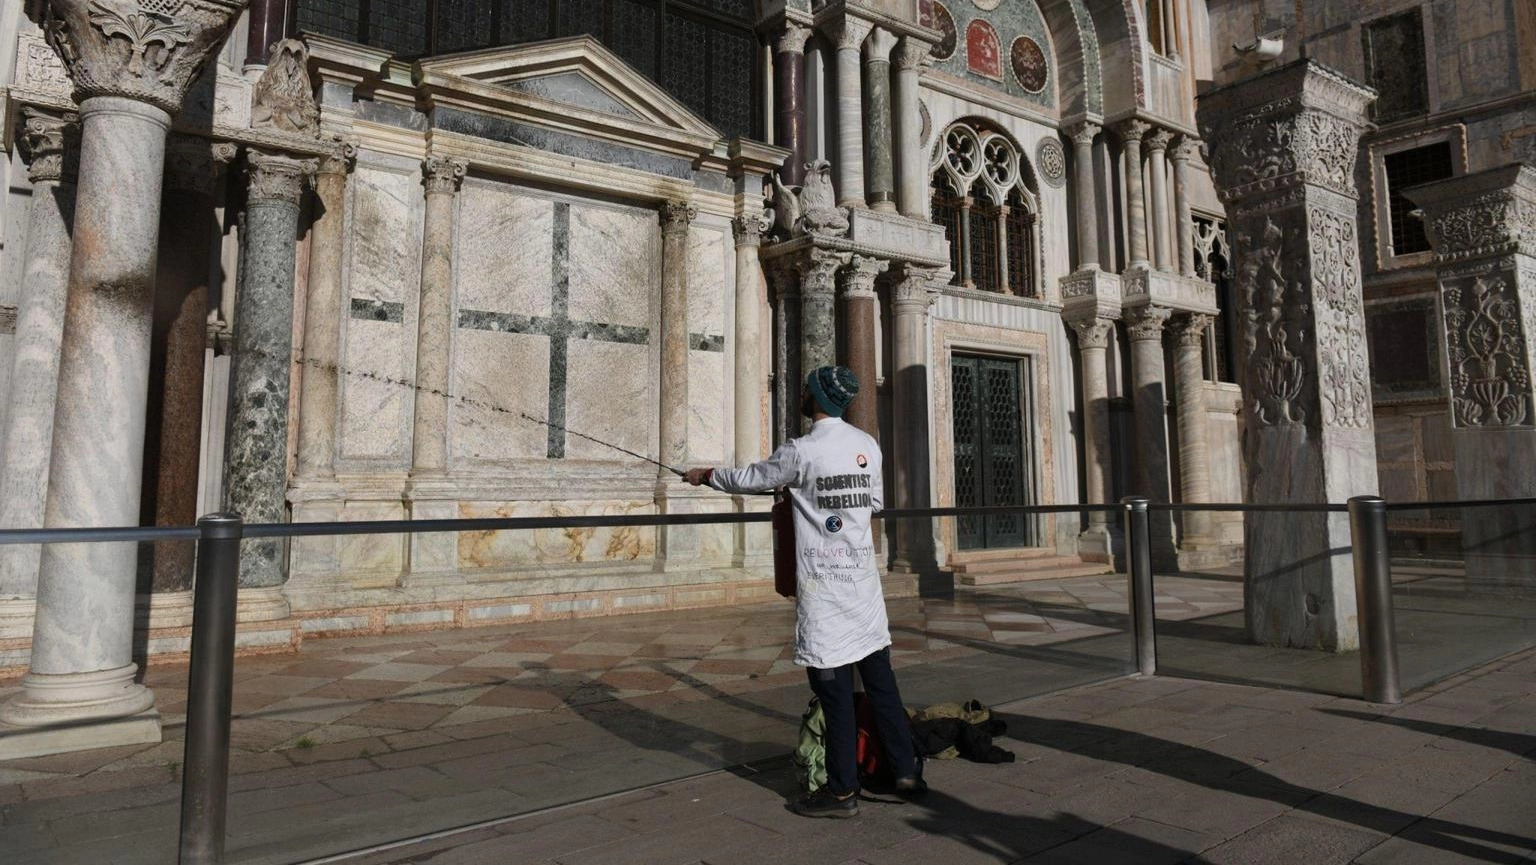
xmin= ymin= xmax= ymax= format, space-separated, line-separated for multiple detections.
xmin=1348 ymin=496 xmax=1401 ymax=704
xmin=1123 ymin=497 xmax=1156 ymax=676
xmin=179 ymin=514 xmax=244 ymax=865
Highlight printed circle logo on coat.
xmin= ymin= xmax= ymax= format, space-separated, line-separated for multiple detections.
xmin=825 ymin=515 xmax=844 ymax=533
xmin=855 ymin=453 xmax=868 ymax=468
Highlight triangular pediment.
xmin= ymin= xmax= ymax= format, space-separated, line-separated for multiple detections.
xmin=415 ymin=36 xmax=721 ymax=147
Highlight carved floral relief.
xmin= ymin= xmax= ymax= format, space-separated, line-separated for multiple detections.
xmin=1233 ymin=215 xmax=1309 ymax=426
xmin=1308 ymin=206 xmax=1374 ymax=429
xmin=1444 ymin=272 xmax=1533 ymax=428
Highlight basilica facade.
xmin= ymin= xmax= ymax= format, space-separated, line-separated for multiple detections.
xmin=0 ymin=0 xmax=1531 ymax=755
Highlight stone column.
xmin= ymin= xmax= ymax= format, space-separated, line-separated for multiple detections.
xmin=295 ymin=143 xmax=356 ymax=479
xmin=1069 ymin=122 xmax=1100 ymax=271
xmin=774 ymin=23 xmax=813 ymax=186
xmin=1126 ymin=305 xmax=1178 ymax=565
xmin=827 ymin=17 xmax=872 ymax=209
xmin=1172 ymin=136 xmax=1198 ymax=277
xmin=1171 ymin=313 xmax=1215 ymax=545
xmin=1407 ymin=163 xmax=1536 ymax=593
xmin=1118 ymin=120 xmax=1151 ymax=270
xmin=0 ymin=0 xmax=245 ymax=748
xmin=1070 ymin=318 xmax=1115 ymax=553
xmin=224 ymin=152 xmax=316 ymax=606
xmin=658 ymin=201 xmax=696 ymax=474
xmin=409 ymin=156 xmax=467 ymax=477
xmin=142 ymin=137 xmax=235 ymax=598
xmin=732 ymin=214 xmax=769 ymax=463
xmin=1198 ymin=59 xmax=1378 ymax=652
xmin=894 ymin=38 xmax=930 ymax=220
xmin=1145 ymin=128 xmax=1174 ymax=272
xmin=839 ymin=255 xmax=887 ymax=435
xmin=0 ymin=110 xmax=78 ymax=633
xmin=243 ymin=0 xmax=291 ymax=74
xmin=863 ymin=28 xmax=897 ymax=213
xmin=890 ymin=265 xmax=942 ymax=576
xmin=770 ymin=266 xmax=802 ymax=446
xmin=801 ymin=248 xmax=850 ymax=376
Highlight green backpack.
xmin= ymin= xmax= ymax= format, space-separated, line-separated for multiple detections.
xmin=793 ymin=697 xmax=828 ymax=793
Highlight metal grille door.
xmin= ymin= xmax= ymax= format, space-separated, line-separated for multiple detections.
xmin=952 ymin=355 xmax=1033 ymax=549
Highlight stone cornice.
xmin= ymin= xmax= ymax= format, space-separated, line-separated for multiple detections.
xmin=1405 ymin=164 xmax=1536 ymax=263
xmin=42 ymin=0 xmax=245 ymax=116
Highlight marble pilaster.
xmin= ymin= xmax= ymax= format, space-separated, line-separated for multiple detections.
xmin=657 ymin=201 xmax=699 ymax=564
xmin=893 ymin=39 xmax=930 ymax=219
xmin=1172 ymin=313 xmax=1215 ymax=545
xmin=800 ymin=247 xmax=851 ymax=376
xmin=774 ymin=24 xmax=813 ymax=186
xmin=295 ymin=144 xmax=356 ymax=480
xmin=1406 ymin=164 xmax=1536 ymax=594
xmin=0 ymin=110 xmax=78 ymax=634
xmin=1126 ymin=305 xmax=1178 ymax=566
xmin=1069 ymin=122 xmax=1100 ymax=271
xmin=143 ymin=137 xmax=235 ymax=595
xmin=1172 ymin=137 xmax=1198 ymax=278
xmin=1070 ymin=318 xmax=1116 ymax=557
xmin=0 ymin=0 xmax=245 ymax=751
xmin=826 ymin=17 xmax=872 ymax=209
xmin=1118 ymin=120 xmax=1151 ymax=270
xmin=224 ymin=152 xmax=316 ymax=599
xmin=1199 ymin=59 xmax=1379 ymax=651
xmin=1145 ymin=128 xmax=1174 ymax=272
xmin=732 ymin=214 xmax=770 ymax=463
xmin=863 ymin=28 xmax=897 ymax=213
xmin=839 ymin=255 xmax=887 ymax=436
xmin=409 ymin=156 xmax=467 ymax=477
xmin=889 ymin=265 xmax=943 ymax=578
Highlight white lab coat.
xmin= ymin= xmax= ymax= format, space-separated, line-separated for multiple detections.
xmin=708 ymin=417 xmax=889 ymax=669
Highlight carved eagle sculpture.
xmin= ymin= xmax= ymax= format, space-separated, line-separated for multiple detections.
xmin=766 ymin=160 xmax=850 ymax=240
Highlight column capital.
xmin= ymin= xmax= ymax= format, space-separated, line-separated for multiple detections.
xmin=731 ymin=211 xmax=773 ymax=247
xmin=1067 ymin=121 xmax=1100 ymax=148
xmin=824 ymin=16 xmax=873 ymax=52
xmin=1197 ymin=59 xmax=1374 ymax=204
xmin=1171 ymin=312 xmax=1214 ymax=348
xmin=18 ymin=107 xmax=80 ymax=185
xmin=865 ymin=27 xmax=897 ymax=63
xmin=892 ymin=264 xmax=944 ymax=308
xmin=775 ymin=21 xmax=814 ymax=54
xmin=42 ymin=0 xmax=245 ymax=115
xmin=895 ymin=37 xmax=932 ymax=71
xmin=422 ymin=156 xmax=468 ymax=195
xmin=802 ymin=247 xmax=851 ymax=296
xmin=1116 ymin=119 xmax=1152 ymax=145
xmin=659 ymin=200 xmax=697 ymax=235
xmin=1405 ymin=163 xmax=1536 ymax=263
xmin=838 ymin=255 xmax=888 ymax=299
xmin=318 ymin=139 xmax=359 ymax=176
xmin=247 ymin=151 xmax=318 ymax=206
xmin=1170 ymin=135 xmax=1201 ymax=164
xmin=1144 ymin=127 xmax=1174 ymax=153
xmin=1071 ymin=318 xmax=1115 ymax=350
xmin=1125 ymin=305 xmax=1172 ymax=341
xmin=163 ymin=134 xmax=235 ymax=195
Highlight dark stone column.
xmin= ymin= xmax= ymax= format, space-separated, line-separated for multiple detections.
xmin=1199 ymin=60 xmax=1378 ymax=652
xmin=770 ymin=266 xmax=802 ymax=446
xmin=244 ymin=0 xmax=294 ymax=72
xmin=774 ymin=23 xmax=812 ymax=186
xmin=224 ymin=152 xmax=315 ymax=603
xmin=800 ymin=247 xmax=849 ymax=377
xmin=141 ymin=137 xmax=234 ymax=595
xmin=863 ymin=29 xmax=897 ymax=212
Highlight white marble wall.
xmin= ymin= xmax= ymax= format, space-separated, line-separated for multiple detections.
xmin=339 ymin=158 xmax=422 ymax=468
xmin=687 ymin=221 xmax=731 ymax=466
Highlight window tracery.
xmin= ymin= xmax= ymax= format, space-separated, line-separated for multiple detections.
xmin=931 ymin=122 xmax=1041 ymax=298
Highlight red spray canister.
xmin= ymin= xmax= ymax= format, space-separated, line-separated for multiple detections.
xmin=772 ymin=491 xmax=796 ymax=598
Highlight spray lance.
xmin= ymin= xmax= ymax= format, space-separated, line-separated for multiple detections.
xmin=517 ymin=413 xmax=685 ymax=478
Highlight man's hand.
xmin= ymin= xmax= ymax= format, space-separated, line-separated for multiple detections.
xmin=684 ymin=467 xmax=713 ymax=486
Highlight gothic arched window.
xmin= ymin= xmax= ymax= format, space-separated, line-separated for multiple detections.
xmin=931 ymin=123 xmax=1042 ymax=298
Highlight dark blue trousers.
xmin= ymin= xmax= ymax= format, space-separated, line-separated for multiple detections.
xmin=806 ymin=646 xmax=918 ymax=795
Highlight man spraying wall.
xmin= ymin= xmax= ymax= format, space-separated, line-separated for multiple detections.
xmin=685 ymin=365 xmax=925 ymax=817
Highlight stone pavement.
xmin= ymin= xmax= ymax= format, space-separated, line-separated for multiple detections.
xmin=2 ymin=572 xmax=1533 ymax=863
xmin=344 ymin=647 xmax=1536 ymax=865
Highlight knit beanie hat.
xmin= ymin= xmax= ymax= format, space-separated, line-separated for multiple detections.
xmin=806 ymin=366 xmax=859 ymax=417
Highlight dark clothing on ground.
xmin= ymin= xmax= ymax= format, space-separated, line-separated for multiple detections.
xmin=805 ymin=647 xmax=918 ymax=795
xmin=912 ymin=715 xmax=1015 ymax=763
